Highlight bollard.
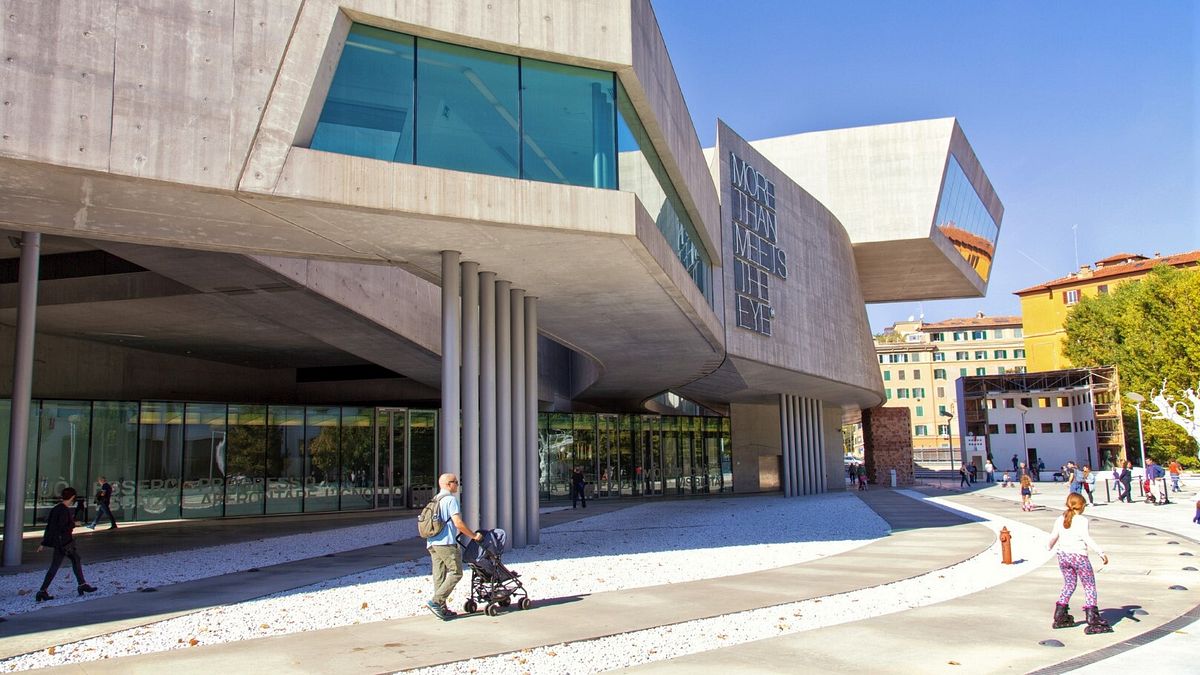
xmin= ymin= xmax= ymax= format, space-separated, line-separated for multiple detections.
xmin=889 ymin=468 xmax=897 ymax=488
xmin=999 ymin=526 xmax=1013 ymax=564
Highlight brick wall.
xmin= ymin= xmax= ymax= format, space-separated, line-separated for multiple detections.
xmin=862 ymin=406 xmax=914 ymax=486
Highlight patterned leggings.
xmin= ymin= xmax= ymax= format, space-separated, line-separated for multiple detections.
xmin=1056 ymin=551 xmax=1097 ymax=607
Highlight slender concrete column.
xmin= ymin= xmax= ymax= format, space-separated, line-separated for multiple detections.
xmin=495 ymin=281 xmax=512 ymax=544
xmin=814 ymin=399 xmax=827 ymax=493
xmin=479 ymin=271 xmax=497 ymax=530
xmin=510 ymin=289 xmax=527 ymax=547
xmin=794 ymin=396 xmax=805 ymax=495
xmin=3 ymin=232 xmax=40 ymax=567
xmin=439 ymin=251 xmax=461 ymax=476
xmin=779 ymin=394 xmax=792 ymax=497
xmin=461 ymin=262 xmax=480 ymax=530
xmin=524 ymin=296 xmax=540 ymax=544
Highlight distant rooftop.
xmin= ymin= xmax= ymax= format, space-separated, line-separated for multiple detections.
xmin=919 ymin=314 xmax=1023 ymax=330
xmin=1014 ymin=250 xmax=1200 ymax=295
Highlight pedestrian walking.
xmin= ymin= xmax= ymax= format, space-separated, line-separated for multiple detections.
xmin=1167 ymin=459 xmax=1182 ymax=492
xmin=1011 ymin=454 xmax=1019 ymax=473
xmin=424 ymin=473 xmax=482 ymax=621
xmin=959 ymin=462 xmax=969 ymax=488
xmin=1082 ymin=466 xmax=1097 ymax=505
xmin=968 ymin=463 xmax=977 ymax=484
xmin=1047 ymin=492 xmax=1112 ymax=634
xmin=985 ymin=459 xmax=995 ymax=483
xmin=1117 ymin=461 xmax=1133 ymax=503
xmin=855 ymin=463 xmax=867 ymax=491
xmin=35 ymin=487 xmax=98 ymax=602
xmin=86 ymin=476 xmax=118 ymax=530
xmin=1068 ymin=462 xmax=1082 ymax=495
xmin=1193 ymin=498 xmax=1199 ymax=525
xmin=571 ymin=466 xmax=587 ymax=509
xmin=1020 ymin=474 xmax=1034 ymax=511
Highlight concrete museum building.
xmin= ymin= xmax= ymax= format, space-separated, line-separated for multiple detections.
xmin=0 ymin=0 xmax=1003 ymax=558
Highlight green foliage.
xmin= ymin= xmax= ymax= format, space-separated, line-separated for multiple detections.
xmin=1064 ymin=266 xmax=1200 ymax=459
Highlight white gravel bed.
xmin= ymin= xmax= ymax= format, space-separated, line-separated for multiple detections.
xmin=0 ymin=520 xmax=406 ymax=617
xmin=405 ymin=492 xmax=1056 ymax=675
xmin=1 ymin=493 xmax=886 ymax=671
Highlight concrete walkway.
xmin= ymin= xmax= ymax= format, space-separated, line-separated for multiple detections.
xmin=23 ymin=491 xmax=994 ymax=673
xmin=622 ymin=489 xmax=1199 ymax=674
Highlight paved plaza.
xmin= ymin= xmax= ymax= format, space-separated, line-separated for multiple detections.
xmin=0 ymin=479 xmax=1196 ymax=674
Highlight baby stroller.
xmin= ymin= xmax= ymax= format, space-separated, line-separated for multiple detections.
xmin=456 ymin=528 xmax=532 ymax=616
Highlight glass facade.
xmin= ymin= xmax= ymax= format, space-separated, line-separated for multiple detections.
xmin=1 ymin=399 xmax=733 ymax=528
xmin=308 ymin=24 xmax=710 ymax=305
xmin=934 ymin=155 xmax=999 ymax=282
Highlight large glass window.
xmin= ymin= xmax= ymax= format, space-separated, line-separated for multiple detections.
xmin=225 ymin=405 xmax=266 ymax=516
xmin=408 ymin=410 xmax=438 ymax=507
xmin=617 ymin=81 xmax=712 ymax=304
xmin=339 ymin=407 xmax=374 ymax=511
xmin=415 ymin=38 xmax=519 ymax=178
xmin=181 ymin=403 xmax=226 ymax=518
xmin=35 ymin=401 xmax=92 ymax=522
xmin=304 ymin=406 xmax=341 ymax=512
xmin=934 ymin=155 xmax=1000 ymax=282
xmin=311 ymin=25 xmax=415 ymax=162
xmin=89 ymin=401 xmax=138 ymax=522
xmin=521 ymin=59 xmax=615 ymax=188
xmin=137 ymin=402 xmax=183 ymax=521
xmin=266 ymin=406 xmax=305 ymax=514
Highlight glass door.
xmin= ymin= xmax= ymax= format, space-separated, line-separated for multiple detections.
xmin=374 ymin=408 xmax=407 ymax=508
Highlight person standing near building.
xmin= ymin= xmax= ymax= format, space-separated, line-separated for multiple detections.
xmin=1117 ymin=461 xmax=1133 ymax=503
xmin=1167 ymin=459 xmax=1182 ymax=492
xmin=35 ymin=487 xmax=98 ymax=602
xmin=1047 ymin=492 xmax=1112 ymax=634
xmin=1020 ymin=474 xmax=1034 ymax=511
xmin=1012 ymin=454 xmax=1019 ymax=473
xmin=1068 ymin=462 xmax=1083 ymax=496
xmin=86 ymin=476 xmax=117 ymax=530
xmin=985 ymin=459 xmax=995 ymax=483
xmin=959 ymin=463 xmax=969 ymax=489
xmin=424 ymin=473 xmax=482 ymax=621
xmin=1081 ymin=466 xmax=1097 ymax=505
xmin=571 ymin=466 xmax=587 ymax=509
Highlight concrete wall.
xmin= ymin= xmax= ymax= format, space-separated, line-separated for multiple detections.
xmin=730 ymin=402 xmax=782 ymax=493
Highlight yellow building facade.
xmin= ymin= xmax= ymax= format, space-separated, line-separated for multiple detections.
xmin=1015 ymin=251 xmax=1200 ymax=371
xmin=874 ymin=315 xmax=1026 ymax=462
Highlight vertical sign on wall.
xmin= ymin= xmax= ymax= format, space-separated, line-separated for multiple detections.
xmin=729 ymin=153 xmax=788 ymax=336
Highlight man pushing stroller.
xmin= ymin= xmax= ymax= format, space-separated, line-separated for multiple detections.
xmin=421 ymin=473 xmax=483 ymax=621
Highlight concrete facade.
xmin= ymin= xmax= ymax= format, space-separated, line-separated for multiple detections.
xmin=0 ymin=0 xmax=1005 ymax=537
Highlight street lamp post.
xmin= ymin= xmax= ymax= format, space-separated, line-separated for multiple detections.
xmin=1125 ymin=392 xmax=1147 ymax=469
xmin=941 ymin=410 xmax=955 ymax=473
xmin=1016 ymin=403 xmax=1029 ymax=474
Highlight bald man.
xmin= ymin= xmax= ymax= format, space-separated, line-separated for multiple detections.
xmin=424 ymin=472 xmax=483 ymax=620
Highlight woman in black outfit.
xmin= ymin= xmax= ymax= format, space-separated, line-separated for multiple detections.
xmin=571 ymin=467 xmax=587 ymax=509
xmin=35 ymin=487 xmax=97 ymax=602
xmin=1118 ymin=461 xmax=1134 ymax=503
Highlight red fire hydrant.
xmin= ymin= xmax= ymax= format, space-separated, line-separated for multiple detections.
xmin=999 ymin=526 xmax=1013 ymax=565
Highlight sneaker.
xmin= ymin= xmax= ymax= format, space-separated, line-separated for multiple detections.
xmin=85 ymin=524 xmax=95 ymax=530
xmin=440 ymin=605 xmax=458 ymax=618
xmin=425 ymin=600 xmax=449 ymax=620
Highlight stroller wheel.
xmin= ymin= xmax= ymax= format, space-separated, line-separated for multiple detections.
xmin=519 ymin=597 xmax=532 ymax=611
xmin=485 ymin=603 xmax=502 ymax=617
xmin=463 ymin=600 xmax=478 ymax=614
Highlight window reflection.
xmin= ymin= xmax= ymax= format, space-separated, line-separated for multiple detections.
xmin=934 ymin=156 xmax=999 ymax=282
xmin=304 ymin=407 xmax=341 ymax=512
xmin=36 ymin=401 xmax=92 ymax=522
xmin=266 ymin=406 xmax=304 ymax=514
xmin=340 ymin=407 xmax=374 ymax=511
xmin=225 ymin=405 xmax=266 ymax=516
xmin=521 ymin=59 xmax=615 ymax=188
xmin=181 ymin=403 xmax=226 ymax=518
xmin=137 ymin=402 xmax=183 ymax=521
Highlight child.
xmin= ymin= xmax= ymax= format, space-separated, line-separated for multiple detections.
xmin=1047 ymin=492 xmax=1112 ymax=634
xmin=1001 ymin=472 xmax=1011 ymax=488
xmin=1020 ymin=475 xmax=1034 ymax=511
xmin=1193 ymin=499 xmax=1199 ymax=525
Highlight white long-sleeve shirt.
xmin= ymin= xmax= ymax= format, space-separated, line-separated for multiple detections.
xmin=1048 ymin=513 xmax=1105 ymax=556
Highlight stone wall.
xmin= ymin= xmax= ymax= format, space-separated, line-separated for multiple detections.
xmin=862 ymin=406 xmax=914 ymax=486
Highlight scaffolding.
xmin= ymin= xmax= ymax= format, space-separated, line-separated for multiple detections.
xmin=959 ymin=366 xmax=1126 ymax=469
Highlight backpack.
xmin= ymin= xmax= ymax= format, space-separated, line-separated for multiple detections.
xmin=417 ymin=495 xmax=447 ymax=538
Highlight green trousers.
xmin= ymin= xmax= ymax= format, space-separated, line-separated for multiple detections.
xmin=429 ymin=545 xmax=463 ymax=606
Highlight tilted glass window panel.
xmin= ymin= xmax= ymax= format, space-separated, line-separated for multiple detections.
xmin=521 ymin=58 xmax=616 ymax=188
xmin=415 ymin=38 xmax=519 ymax=178
xmin=933 ymin=155 xmax=999 ymax=282
xmin=311 ymin=25 xmax=415 ymax=163
xmin=225 ymin=405 xmax=267 ymax=516
xmin=616 ymin=81 xmax=712 ymax=305
xmin=181 ymin=403 xmax=226 ymax=518
xmin=137 ymin=402 xmax=184 ymax=521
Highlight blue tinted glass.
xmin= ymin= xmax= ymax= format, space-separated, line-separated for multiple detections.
xmin=934 ymin=156 xmax=999 ymax=282
xmin=311 ymin=25 xmax=414 ymax=163
xmin=520 ymin=59 xmax=616 ymax=188
xmin=616 ymin=82 xmax=711 ymax=305
xmin=415 ymin=38 xmax=519 ymax=177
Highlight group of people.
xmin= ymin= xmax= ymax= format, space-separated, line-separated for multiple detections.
xmin=846 ymin=462 xmax=867 ymax=490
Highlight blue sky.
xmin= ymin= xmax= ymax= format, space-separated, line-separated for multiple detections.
xmin=654 ymin=0 xmax=1198 ymax=332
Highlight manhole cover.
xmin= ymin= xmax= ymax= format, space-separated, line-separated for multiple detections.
xmin=1168 ymin=585 xmax=1188 ymax=591
xmin=1146 ymin=532 xmax=1157 ymax=536
xmin=1168 ymin=541 xmax=1180 ymax=545
xmin=1183 ymin=567 xmax=1197 ymax=571
xmin=1182 ymin=552 xmax=1195 ymax=557
xmin=1039 ymin=639 xmax=1064 ymax=647
xmin=1121 ymin=525 xmax=1129 ymax=528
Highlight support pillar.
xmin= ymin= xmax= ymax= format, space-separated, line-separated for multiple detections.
xmin=439 ymin=251 xmax=461 ymax=477
xmin=461 ymin=262 xmax=480 ymax=530
xmin=779 ymin=395 xmax=793 ymax=497
xmin=510 ymin=289 xmax=527 ymax=547
xmin=3 ymin=232 xmax=40 ymax=566
xmin=524 ymin=296 xmax=539 ymax=544
xmin=495 ymin=281 xmax=512 ymax=542
xmin=479 ymin=271 xmax=497 ymax=530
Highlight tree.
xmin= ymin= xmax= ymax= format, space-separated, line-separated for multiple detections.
xmin=1063 ymin=266 xmax=1200 ymax=465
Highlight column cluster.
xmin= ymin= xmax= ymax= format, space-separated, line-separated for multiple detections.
xmin=779 ymin=394 xmax=827 ymax=496
xmin=440 ymin=251 xmax=540 ymax=548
